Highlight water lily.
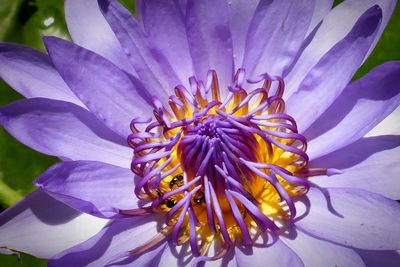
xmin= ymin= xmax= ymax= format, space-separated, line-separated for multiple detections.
xmin=1 ymin=0 xmax=400 ymax=266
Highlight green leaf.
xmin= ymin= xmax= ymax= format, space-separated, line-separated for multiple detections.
xmin=0 ymin=253 xmax=46 ymax=267
xmin=3 ymin=0 xmax=70 ymax=51
xmin=20 ymin=5 xmax=70 ymax=51
xmin=0 ymin=0 xmax=22 ymax=40
xmin=119 ymin=0 xmax=135 ymax=14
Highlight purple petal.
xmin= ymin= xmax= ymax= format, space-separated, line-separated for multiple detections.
xmin=306 ymin=61 xmax=400 ymax=159
xmin=243 ymin=0 xmax=315 ymax=77
xmin=281 ymin=227 xmax=365 ymax=267
xmin=44 ymin=36 xmax=153 ymax=138
xmin=235 ymin=237 xmax=303 ymax=267
xmin=227 ymin=0 xmax=258 ymax=69
xmin=64 ymin=0 xmax=135 ymax=74
xmin=310 ymin=135 xmax=400 ymax=200
xmin=0 ymin=189 xmax=108 ymax=258
xmin=140 ymin=0 xmax=194 ymax=85
xmin=98 ymin=0 xmax=180 ymax=99
xmin=186 ymin=0 xmax=234 ymax=87
xmin=35 ymin=160 xmax=138 ymax=218
xmin=356 ymin=249 xmax=400 ymax=267
xmin=296 ymin=187 xmax=400 ymax=250
xmin=285 ymin=0 xmax=396 ymax=97
xmin=0 ymin=43 xmax=84 ymax=107
xmin=286 ymin=5 xmax=382 ymax=132
xmin=49 ymin=215 xmax=165 ymax=267
xmin=0 ymin=98 xmax=131 ymax=168
xmin=307 ymin=0 xmax=334 ymax=34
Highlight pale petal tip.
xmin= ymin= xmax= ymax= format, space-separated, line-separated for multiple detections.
xmin=327 ymin=168 xmax=343 ymax=176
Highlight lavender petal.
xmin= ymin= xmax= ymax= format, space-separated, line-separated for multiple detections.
xmin=281 ymin=227 xmax=365 ymax=267
xmin=49 ymin=214 xmax=165 ymax=267
xmin=286 ymin=5 xmax=382 ymax=133
xmin=35 ymin=160 xmax=139 ymax=218
xmin=0 ymin=98 xmax=131 ymax=168
xmin=0 ymin=43 xmax=84 ymax=107
xmin=310 ymin=135 xmax=400 ymax=200
xmin=140 ymin=0 xmax=194 ymax=85
xmin=44 ymin=36 xmax=153 ymax=138
xmin=296 ymin=187 xmax=400 ymax=250
xmin=0 ymin=189 xmax=108 ymax=258
xmin=186 ymin=0 xmax=234 ymax=90
xmin=235 ymin=237 xmax=303 ymax=267
xmin=65 ymin=0 xmax=135 ymax=74
xmin=243 ymin=0 xmax=314 ymax=78
xmin=306 ymin=61 xmax=400 ymax=159
xmin=286 ymin=0 xmax=396 ymax=98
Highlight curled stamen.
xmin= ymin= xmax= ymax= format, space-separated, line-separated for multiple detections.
xmin=128 ymin=69 xmax=312 ymax=260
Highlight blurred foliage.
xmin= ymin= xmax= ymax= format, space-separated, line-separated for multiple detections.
xmin=0 ymin=253 xmax=47 ymax=267
xmin=0 ymin=0 xmax=398 ymax=266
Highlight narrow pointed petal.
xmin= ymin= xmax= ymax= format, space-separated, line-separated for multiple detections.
xmin=235 ymin=238 xmax=303 ymax=267
xmin=0 ymin=189 xmax=108 ymax=258
xmin=282 ymin=227 xmax=365 ymax=267
xmin=310 ymin=135 xmax=400 ymax=200
xmin=243 ymin=0 xmax=315 ymax=77
xmin=186 ymin=0 xmax=234 ymax=87
xmin=49 ymin=215 xmax=165 ymax=267
xmin=0 ymin=98 xmax=131 ymax=168
xmin=64 ymin=0 xmax=135 ymax=74
xmin=44 ymin=36 xmax=153 ymax=138
xmin=296 ymin=187 xmax=400 ymax=250
xmin=98 ymin=0 xmax=180 ymax=99
xmin=286 ymin=0 xmax=396 ymax=97
xmin=227 ymin=0 xmax=258 ymax=69
xmin=35 ymin=161 xmax=139 ymax=218
xmin=140 ymin=0 xmax=194 ymax=85
xmin=286 ymin=6 xmax=382 ymax=132
xmin=306 ymin=61 xmax=400 ymax=159
xmin=0 ymin=43 xmax=84 ymax=107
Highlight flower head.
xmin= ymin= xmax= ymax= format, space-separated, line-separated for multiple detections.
xmin=0 ymin=0 xmax=400 ymax=266
xmin=128 ymin=69 xmax=313 ymax=256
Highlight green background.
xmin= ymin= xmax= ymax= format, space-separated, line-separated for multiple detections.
xmin=0 ymin=0 xmax=399 ymax=266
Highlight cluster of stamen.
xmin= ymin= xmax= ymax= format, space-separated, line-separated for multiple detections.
xmin=124 ymin=69 xmax=317 ymax=263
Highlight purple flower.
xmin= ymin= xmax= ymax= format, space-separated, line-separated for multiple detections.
xmin=1 ymin=0 xmax=400 ymax=266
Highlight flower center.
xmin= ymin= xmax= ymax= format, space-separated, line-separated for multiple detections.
xmin=127 ymin=69 xmax=314 ymax=260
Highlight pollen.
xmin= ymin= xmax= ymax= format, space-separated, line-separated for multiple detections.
xmin=126 ymin=69 xmax=314 ymax=261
